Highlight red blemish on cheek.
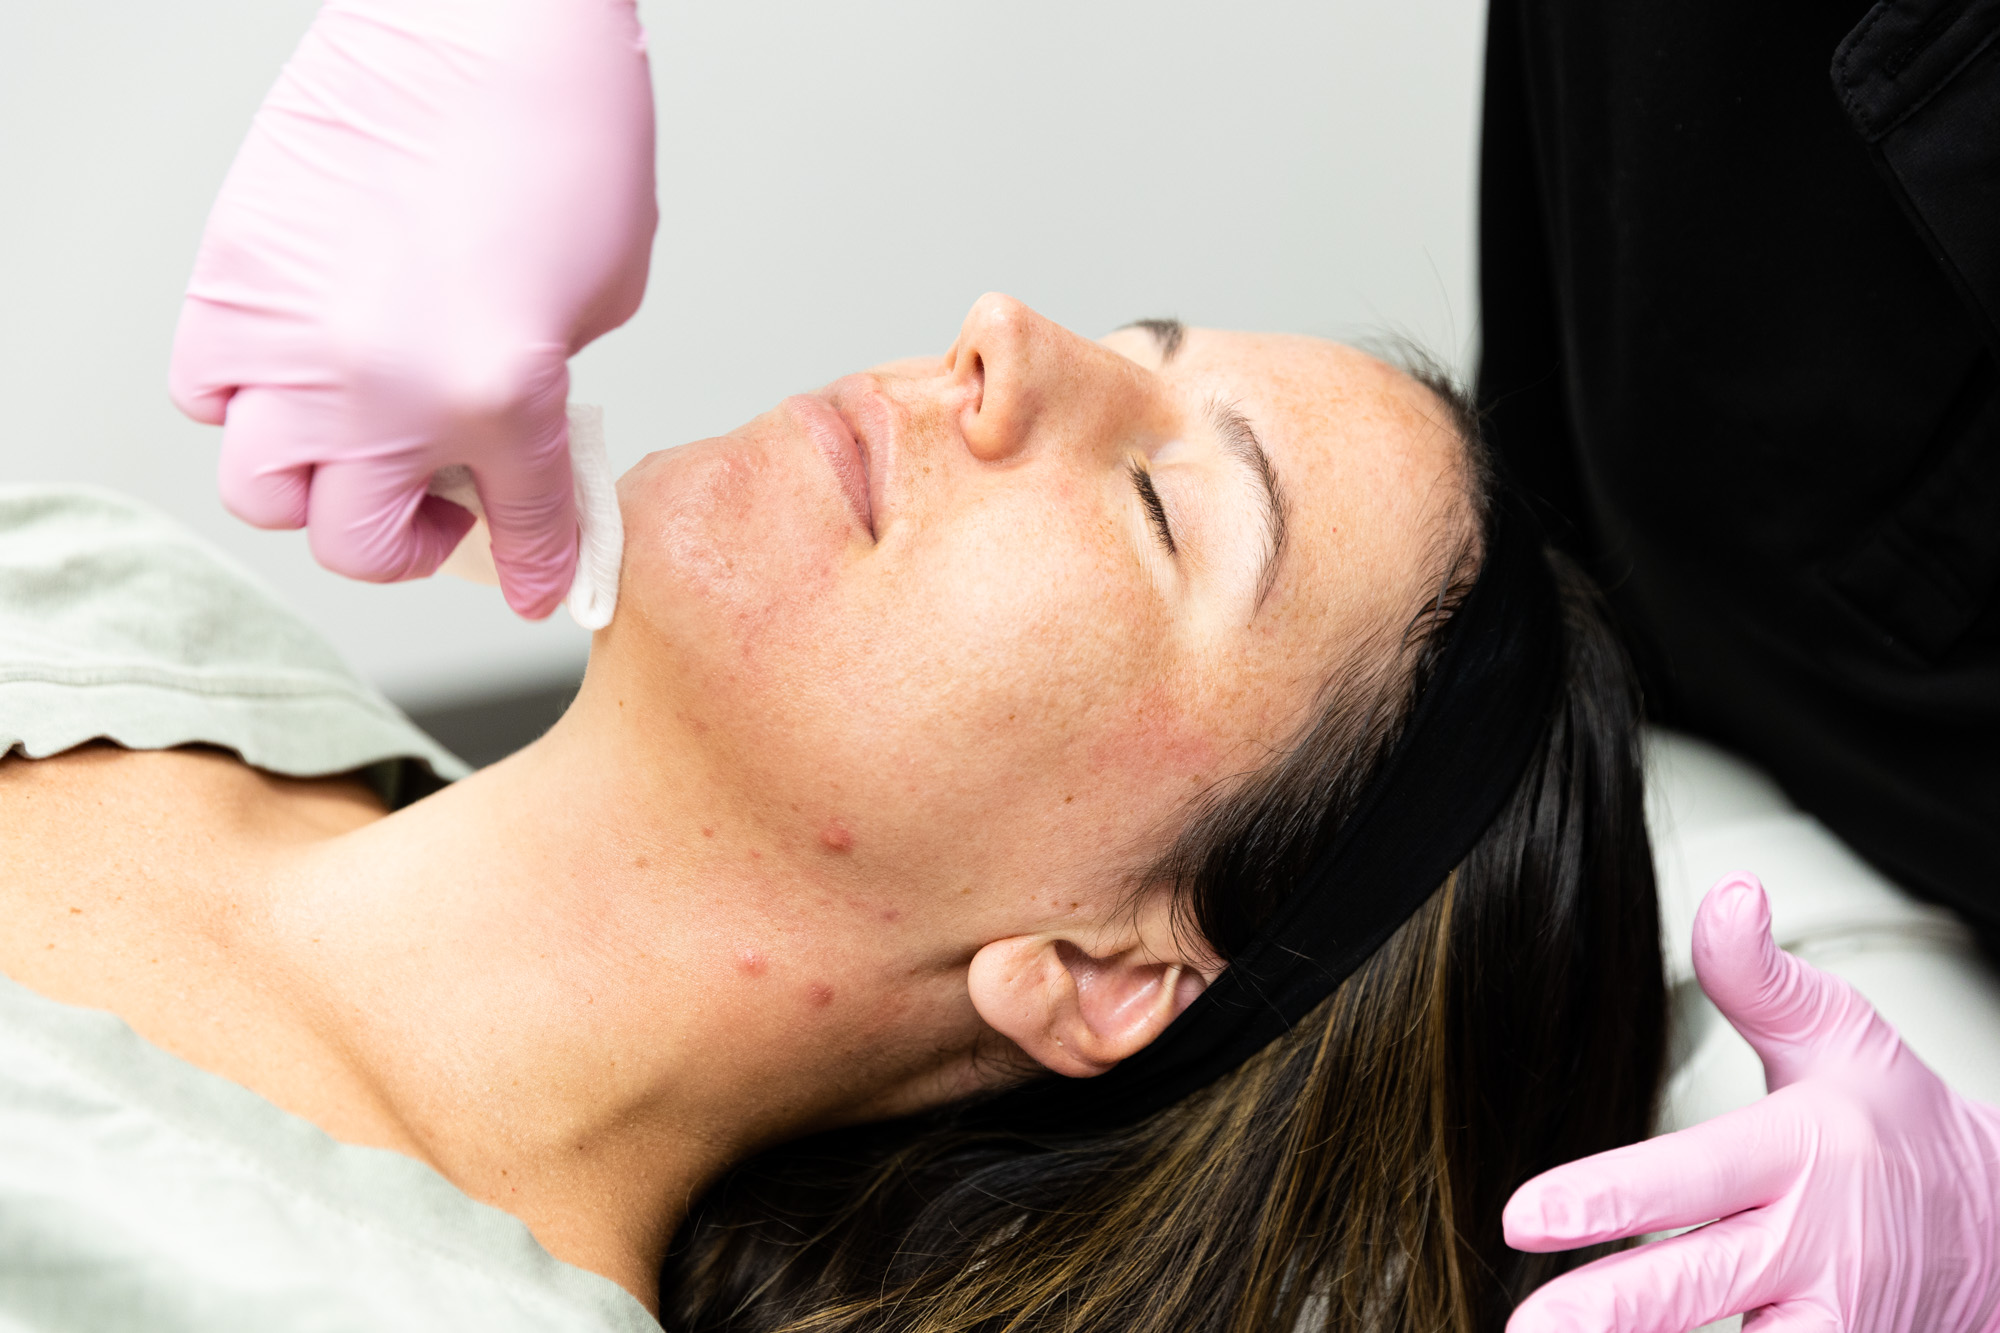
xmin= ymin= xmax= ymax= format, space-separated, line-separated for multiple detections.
xmin=736 ymin=950 xmax=768 ymax=977
xmin=818 ymin=819 xmax=854 ymax=853
xmin=1087 ymin=684 xmax=1222 ymax=786
xmin=879 ymin=907 xmax=900 ymax=923
xmin=807 ymin=982 xmax=835 ymax=1008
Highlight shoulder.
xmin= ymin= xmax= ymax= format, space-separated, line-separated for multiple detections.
xmin=0 ymin=969 xmax=653 ymax=1333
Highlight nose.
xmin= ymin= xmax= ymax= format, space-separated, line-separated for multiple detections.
xmin=944 ymin=293 xmax=1158 ymax=463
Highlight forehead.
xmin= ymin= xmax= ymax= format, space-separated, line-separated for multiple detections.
xmin=1102 ymin=325 xmax=1463 ymax=480
xmin=1102 ymin=324 xmax=1472 ymax=633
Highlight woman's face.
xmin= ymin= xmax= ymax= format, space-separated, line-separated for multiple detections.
xmin=599 ymin=295 xmax=1468 ymax=950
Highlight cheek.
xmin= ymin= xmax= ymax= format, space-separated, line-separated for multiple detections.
xmin=612 ymin=453 xmax=1202 ymax=878
xmin=864 ymin=486 xmax=1157 ymax=744
xmin=817 ymin=491 xmax=1230 ymax=874
xmin=1081 ymin=681 xmax=1225 ymax=801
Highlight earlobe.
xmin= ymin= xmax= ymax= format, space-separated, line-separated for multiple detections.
xmin=967 ymin=935 xmax=1209 ymax=1079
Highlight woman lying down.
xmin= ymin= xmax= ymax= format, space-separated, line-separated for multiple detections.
xmin=0 ymin=295 xmax=1665 ymax=1332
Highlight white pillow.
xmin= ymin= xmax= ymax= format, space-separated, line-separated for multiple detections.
xmin=1645 ymin=727 xmax=2000 ymax=1129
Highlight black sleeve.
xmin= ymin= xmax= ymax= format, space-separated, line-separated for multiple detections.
xmin=1833 ymin=0 xmax=2000 ymax=361
xmin=1474 ymin=0 xmax=1595 ymax=563
xmin=1469 ymin=0 xmax=2000 ymax=933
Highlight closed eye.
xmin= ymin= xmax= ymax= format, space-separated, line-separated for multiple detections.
xmin=1127 ymin=459 xmax=1177 ymax=557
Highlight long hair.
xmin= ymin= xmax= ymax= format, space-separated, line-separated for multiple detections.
xmin=659 ymin=375 xmax=1666 ymax=1333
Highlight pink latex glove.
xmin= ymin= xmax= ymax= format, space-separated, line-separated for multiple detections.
xmin=1506 ymin=873 xmax=2000 ymax=1333
xmin=169 ymin=0 xmax=656 ymax=619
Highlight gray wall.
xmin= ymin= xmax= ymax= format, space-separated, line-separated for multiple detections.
xmin=0 ymin=0 xmax=1487 ymax=709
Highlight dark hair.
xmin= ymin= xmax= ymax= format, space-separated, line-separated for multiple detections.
xmin=659 ymin=372 xmax=1666 ymax=1332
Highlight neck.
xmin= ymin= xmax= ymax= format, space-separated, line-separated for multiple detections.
xmin=257 ymin=689 xmax=988 ymax=1311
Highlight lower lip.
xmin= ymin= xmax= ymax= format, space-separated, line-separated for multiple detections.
xmin=787 ymin=394 xmax=874 ymax=538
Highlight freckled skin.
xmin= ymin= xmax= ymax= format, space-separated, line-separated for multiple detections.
xmin=596 ymin=298 xmax=1466 ymax=953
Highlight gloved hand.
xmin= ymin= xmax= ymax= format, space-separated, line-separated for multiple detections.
xmin=1506 ymin=872 xmax=2000 ymax=1333
xmin=169 ymin=0 xmax=656 ymax=619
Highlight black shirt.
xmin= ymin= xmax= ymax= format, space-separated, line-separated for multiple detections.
xmin=1478 ymin=0 xmax=2000 ymax=934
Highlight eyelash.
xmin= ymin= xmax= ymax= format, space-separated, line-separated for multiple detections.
xmin=1127 ymin=460 xmax=1177 ymax=557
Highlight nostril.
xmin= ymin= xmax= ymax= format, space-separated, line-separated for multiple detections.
xmin=968 ymin=352 xmax=985 ymax=412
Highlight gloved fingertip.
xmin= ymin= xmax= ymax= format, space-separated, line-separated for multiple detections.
xmin=1505 ymin=1289 xmax=1590 ymax=1333
xmin=218 ymin=458 xmax=313 ymax=531
xmin=1503 ymin=1191 xmax=1598 ymax=1253
xmin=1692 ymin=869 xmax=1845 ymax=1064
xmin=1694 ymin=872 xmax=1773 ymax=962
xmin=1710 ymin=872 xmax=1767 ymax=920
xmin=304 ymin=484 xmax=475 ymax=584
xmin=308 ymin=524 xmax=415 ymax=584
xmin=1501 ymin=1184 xmax=1546 ymax=1249
xmin=166 ymin=304 xmax=236 ymax=425
xmin=497 ymin=543 xmax=578 ymax=621
xmin=1743 ymin=1300 xmax=1845 ymax=1333
xmin=216 ymin=390 xmax=320 ymax=529
xmin=505 ymin=587 xmax=566 ymax=621
xmin=476 ymin=438 xmax=580 ymax=621
xmin=170 ymin=380 xmax=233 ymax=427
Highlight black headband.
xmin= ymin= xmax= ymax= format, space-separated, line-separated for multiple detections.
xmin=981 ymin=503 xmax=1562 ymax=1133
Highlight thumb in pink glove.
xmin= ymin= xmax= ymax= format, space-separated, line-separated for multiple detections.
xmin=169 ymin=0 xmax=656 ymax=619
xmin=1504 ymin=872 xmax=2000 ymax=1333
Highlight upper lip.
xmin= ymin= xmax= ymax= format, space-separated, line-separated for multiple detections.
xmin=790 ymin=390 xmax=876 ymax=539
xmin=819 ymin=375 xmax=897 ymax=538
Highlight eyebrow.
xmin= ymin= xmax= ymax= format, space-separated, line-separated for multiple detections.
xmin=1207 ymin=397 xmax=1291 ymax=611
xmin=1121 ymin=317 xmax=1186 ymax=364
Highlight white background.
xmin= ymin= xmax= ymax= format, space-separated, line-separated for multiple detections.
xmin=0 ymin=0 xmax=1488 ymax=709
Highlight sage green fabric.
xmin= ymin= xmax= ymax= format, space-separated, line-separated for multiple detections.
xmin=0 ymin=485 xmax=650 ymax=1329
xmin=0 ymin=968 xmax=656 ymax=1332
xmin=0 ymin=483 xmax=469 ymax=800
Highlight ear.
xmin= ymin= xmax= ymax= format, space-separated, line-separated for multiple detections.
xmin=967 ymin=935 xmax=1210 ymax=1078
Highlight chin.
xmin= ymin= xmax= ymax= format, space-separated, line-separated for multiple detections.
xmin=604 ymin=444 xmax=879 ymax=738
xmin=618 ymin=436 xmax=856 ymax=629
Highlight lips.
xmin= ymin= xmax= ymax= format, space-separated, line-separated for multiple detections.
xmin=786 ymin=393 xmax=874 ymax=538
